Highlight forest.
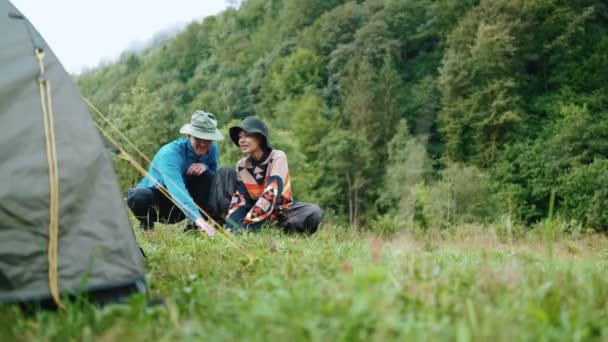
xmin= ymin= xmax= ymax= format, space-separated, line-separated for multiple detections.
xmin=78 ymin=0 xmax=608 ymax=232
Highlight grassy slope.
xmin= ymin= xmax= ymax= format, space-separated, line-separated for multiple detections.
xmin=1 ymin=224 xmax=607 ymax=341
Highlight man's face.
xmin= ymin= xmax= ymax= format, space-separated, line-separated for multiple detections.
xmin=188 ymin=135 xmax=212 ymax=156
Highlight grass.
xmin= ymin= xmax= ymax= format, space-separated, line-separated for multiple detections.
xmin=1 ymin=222 xmax=607 ymax=341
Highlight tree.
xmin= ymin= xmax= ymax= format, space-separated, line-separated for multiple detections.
xmin=259 ymin=48 xmax=323 ymax=122
xmin=290 ymin=92 xmax=330 ymax=158
xmin=492 ymin=104 xmax=608 ymax=226
xmin=339 ymin=54 xmax=404 ymax=149
xmin=438 ymin=0 xmax=527 ymax=166
xmin=378 ymin=120 xmax=430 ymax=224
xmin=560 ymin=159 xmax=608 ymax=231
xmin=105 ymin=76 xmax=183 ymax=190
xmin=301 ymin=1 xmax=369 ymax=56
xmin=319 ymin=130 xmax=373 ymax=228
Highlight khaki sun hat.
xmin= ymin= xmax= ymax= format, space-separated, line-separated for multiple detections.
xmin=180 ymin=110 xmax=224 ymax=140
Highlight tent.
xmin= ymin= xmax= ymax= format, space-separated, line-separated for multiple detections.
xmin=0 ymin=0 xmax=147 ymax=306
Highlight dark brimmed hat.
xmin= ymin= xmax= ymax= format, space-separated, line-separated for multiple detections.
xmin=229 ymin=117 xmax=272 ymax=149
xmin=180 ymin=110 xmax=224 ymax=140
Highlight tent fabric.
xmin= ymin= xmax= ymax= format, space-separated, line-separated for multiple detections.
xmin=0 ymin=0 xmax=147 ymax=304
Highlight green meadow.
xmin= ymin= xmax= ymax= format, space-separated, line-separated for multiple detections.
xmin=2 ymin=223 xmax=607 ymax=341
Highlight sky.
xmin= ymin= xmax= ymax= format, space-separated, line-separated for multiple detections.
xmin=10 ymin=0 xmax=232 ymax=74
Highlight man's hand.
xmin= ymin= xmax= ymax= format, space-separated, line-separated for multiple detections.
xmin=195 ymin=217 xmax=215 ymax=237
xmin=187 ymin=163 xmax=207 ymax=176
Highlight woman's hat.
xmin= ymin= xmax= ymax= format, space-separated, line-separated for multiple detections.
xmin=180 ymin=110 xmax=224 ymax=140
xmin=229 ymin=117 xmax=272 ymax=148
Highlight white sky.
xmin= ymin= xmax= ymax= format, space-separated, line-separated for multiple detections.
xmin=10 ymin=0 xmax=231 ymax=74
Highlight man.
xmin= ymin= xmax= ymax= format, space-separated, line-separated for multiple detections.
xmin=226 ymin=116 xmax=323 ymax=234
xmin=127 ymin=110 xmax=236 ymax=236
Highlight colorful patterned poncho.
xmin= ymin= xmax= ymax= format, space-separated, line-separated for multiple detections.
xmin=227 ymin=149 xmax=292 ymax=228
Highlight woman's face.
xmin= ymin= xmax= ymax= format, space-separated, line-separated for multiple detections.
xmin=238 ymin=131 xmax=263 ymax=155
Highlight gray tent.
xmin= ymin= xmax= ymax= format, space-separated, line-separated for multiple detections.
xmin=1 ymin=0 xmax=147 ymax=306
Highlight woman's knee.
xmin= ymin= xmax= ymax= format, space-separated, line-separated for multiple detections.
xmin=284 ymin=204 xmax=324 ymax=234
xmin=305 ymin=205 xmax=324 ymax=233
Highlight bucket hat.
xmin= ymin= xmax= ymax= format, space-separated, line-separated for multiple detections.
xmin=229 ymin=117 xmax=272 ymax=149
xmin=180 ymin=110 xmax=224 ymax=140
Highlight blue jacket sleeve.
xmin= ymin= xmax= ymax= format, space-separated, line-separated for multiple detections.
xmin=153 ymin=151 xmax=202 ymax=222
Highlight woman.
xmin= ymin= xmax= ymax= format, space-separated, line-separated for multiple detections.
xmin=226 ymin=117 xmax=323 ymax=234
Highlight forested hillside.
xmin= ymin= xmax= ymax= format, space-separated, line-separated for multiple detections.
xmin=78 ymin=0 xmax=608 ymax=231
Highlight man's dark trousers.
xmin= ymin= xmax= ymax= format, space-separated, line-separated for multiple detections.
xmin=127 ymin=167 xmax=236 ymax=229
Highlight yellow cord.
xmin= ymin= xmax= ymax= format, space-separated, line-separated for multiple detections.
xmin=89 ymin=113 xmax=255 ymax=267
xmin=84 ymin=97 xmax=152 ymax=165
xmin=36 ymin=48 xmax=65 ymax=309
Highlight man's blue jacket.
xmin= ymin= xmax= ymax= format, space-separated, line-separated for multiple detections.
xmin=137 ymin=137 xmax=219 ymax=221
